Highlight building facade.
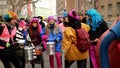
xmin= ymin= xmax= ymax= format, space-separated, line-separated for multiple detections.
xmin=56 ymin=0 xmax=79 ymax=17
xmin=98 ymin=0 xmax=120 ymax=22
xmin=56 ymin=0 xmax=65 ymax=17
xmin=56 ymin=0 xmax=97 ymax=17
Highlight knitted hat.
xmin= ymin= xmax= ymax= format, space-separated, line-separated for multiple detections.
xmin=4 ymin=11 xmax=18 ymax=22
xmin=47 ymin=16 xmax=55 ymax=21
xmin=68 ymin=9 xmax=79 ymax=20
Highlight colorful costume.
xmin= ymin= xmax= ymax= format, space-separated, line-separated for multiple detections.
xmin=86 ymin=8 xmax=108 ymax=68
xmin=27 ymin=18 xmax=44 ymax=68
xmin=62 ymin=9 xmax=89 ymax=68
xmin=0 ymin=11 xmax=21 ymax=68
xmin=41 ymin=16 xmax=62 ymax=68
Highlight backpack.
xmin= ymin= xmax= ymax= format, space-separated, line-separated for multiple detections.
xmin=75 ymin=28 xmax=91 ymax=52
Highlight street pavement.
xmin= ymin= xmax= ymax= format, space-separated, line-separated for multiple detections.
xmin=0 ymin=52 xmax=90 ymax=68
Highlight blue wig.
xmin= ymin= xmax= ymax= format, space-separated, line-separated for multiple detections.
xmin=86 ymin=8 xmax=103 ymax=31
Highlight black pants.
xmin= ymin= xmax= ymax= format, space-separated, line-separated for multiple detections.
xmin=0 ymin=48 xmax=21 ymax=68
xmin=65 ymin=59 xmax=87 ymax=68
xmin=0 ymin=54 xmax=21 ymax=68
xmin=31 ymin=55 xmax=44 ymax=68
xmin=18 ymin=49 xmax=25 ymax=68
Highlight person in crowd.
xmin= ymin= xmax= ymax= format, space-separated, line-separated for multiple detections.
xmin=78 ymin=13 xmax=90 ymax=32
xmin=59 ymin=16 xmax=70 ymax=33
xmin=78 ymin=12 xmax=88 ymax=24
xmin=26 ymin=18 xmax=44 ymax=68
xmin=0 ymin=16 xmax=4 ymax=24
xmin=41 ymin=16 xmax=62 ymax=68
xmin=78 ymin=13 xmax=84 ymax=22
xmin=63 ymin=9 xmax=68 ymax=17
xmin=37 ymin=16 xmax=45 ymax=29
xmin=58 ymin=16 xmax=66 ymax=33
xmin=15 ymin=20 xmax=27 ymax=68
xmin=0 ymin=11 xmax=21 ymax=68
xmin=62 ymin=9 xmax=89 ymax=68
xmin=63 ymin=16 xmax=69 ymax=26
xmin=42 ymin=17 xmax=48 ymax=26
xmin=57 ymin=16 xmax=64 ymax=24
xmin=82 ymin=13 xmax=89 ymax=24
xmin=86 ymin=8 xmax=108 ymax=68
xmin=25 ymin=18 xmax=30 ymax=27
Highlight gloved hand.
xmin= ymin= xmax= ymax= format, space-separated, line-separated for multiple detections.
xmin=6 ymin=42 xmax=10 ymax=48
xmin=55 ymin=39 xmax=58 ymax=43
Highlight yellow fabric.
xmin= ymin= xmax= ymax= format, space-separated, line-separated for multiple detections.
xmin=81 ymin=23 xmax=90 ymax=32
xmin=62 ymin=27 xmax=89 ymax=60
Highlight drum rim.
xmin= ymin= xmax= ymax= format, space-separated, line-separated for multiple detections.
xmin=46 ymin=42 xmax=55 ymax=44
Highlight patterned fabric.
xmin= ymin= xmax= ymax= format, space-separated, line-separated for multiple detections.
xmin=4 ymin=11 xmax=18 ymax=22
xmin=16 ymin=28 xmax=25 ymax=43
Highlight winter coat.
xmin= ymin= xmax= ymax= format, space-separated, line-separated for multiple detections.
xmin=62 ymin=26 xmax=89 ymax=60
xmin=41 ymin=27 xmax=62 ymax=52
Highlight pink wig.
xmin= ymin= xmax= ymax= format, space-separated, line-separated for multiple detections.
xmin=19 ymin=20 xmax=26 ymax=27
xmin=29 ymin=18 xmax=42 ymax=32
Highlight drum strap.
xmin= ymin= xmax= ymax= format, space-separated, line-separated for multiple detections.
xmin=26 ymin=34 xmax=35 ymax=48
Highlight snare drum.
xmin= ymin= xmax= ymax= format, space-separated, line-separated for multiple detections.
xmin=46 ymin=42 xmax=55 ymax=55
xmin=24 ymin=46 xmax=34 ymax=61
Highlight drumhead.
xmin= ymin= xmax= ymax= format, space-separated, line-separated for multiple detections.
xmin=24 ymin=46 xmax=33 ymax=50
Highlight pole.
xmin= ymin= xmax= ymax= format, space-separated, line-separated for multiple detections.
xmin=62 ymin=49 xmax=65 ymax=68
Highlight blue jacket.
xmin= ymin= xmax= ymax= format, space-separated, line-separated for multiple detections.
xmin=41 ymin=27 xmax=62 ymax=52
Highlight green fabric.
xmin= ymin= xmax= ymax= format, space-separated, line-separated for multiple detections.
xmin=6 ymin=42 xmax=10 ymax=48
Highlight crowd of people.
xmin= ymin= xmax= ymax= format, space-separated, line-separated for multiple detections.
xmin=0 ymin=8 xmax=109 ymax=68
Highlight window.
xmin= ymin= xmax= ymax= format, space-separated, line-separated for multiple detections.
xmin=86 ymin=0 xmax=92 ymax=3
xmin=108 ymin=4 xmax=112 ymax=16
xmin=101 ymin=6 xmax=104 ymax=15
xmin=117 ymin=2 xmax=120 ymax=14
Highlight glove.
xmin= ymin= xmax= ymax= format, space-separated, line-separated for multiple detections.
xmin=55 ymin=39 xmax=58 ymax=43
xmin=6 ymin=42 xmax=10 ymax=48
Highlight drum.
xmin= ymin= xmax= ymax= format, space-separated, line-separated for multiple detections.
xmin=35 ymin=45 xmax=43 ymax=55
xmin=24 ymin=46 xmax=34 ymax=61
xmin=46 ymin=42 xmax=55 ymax=55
